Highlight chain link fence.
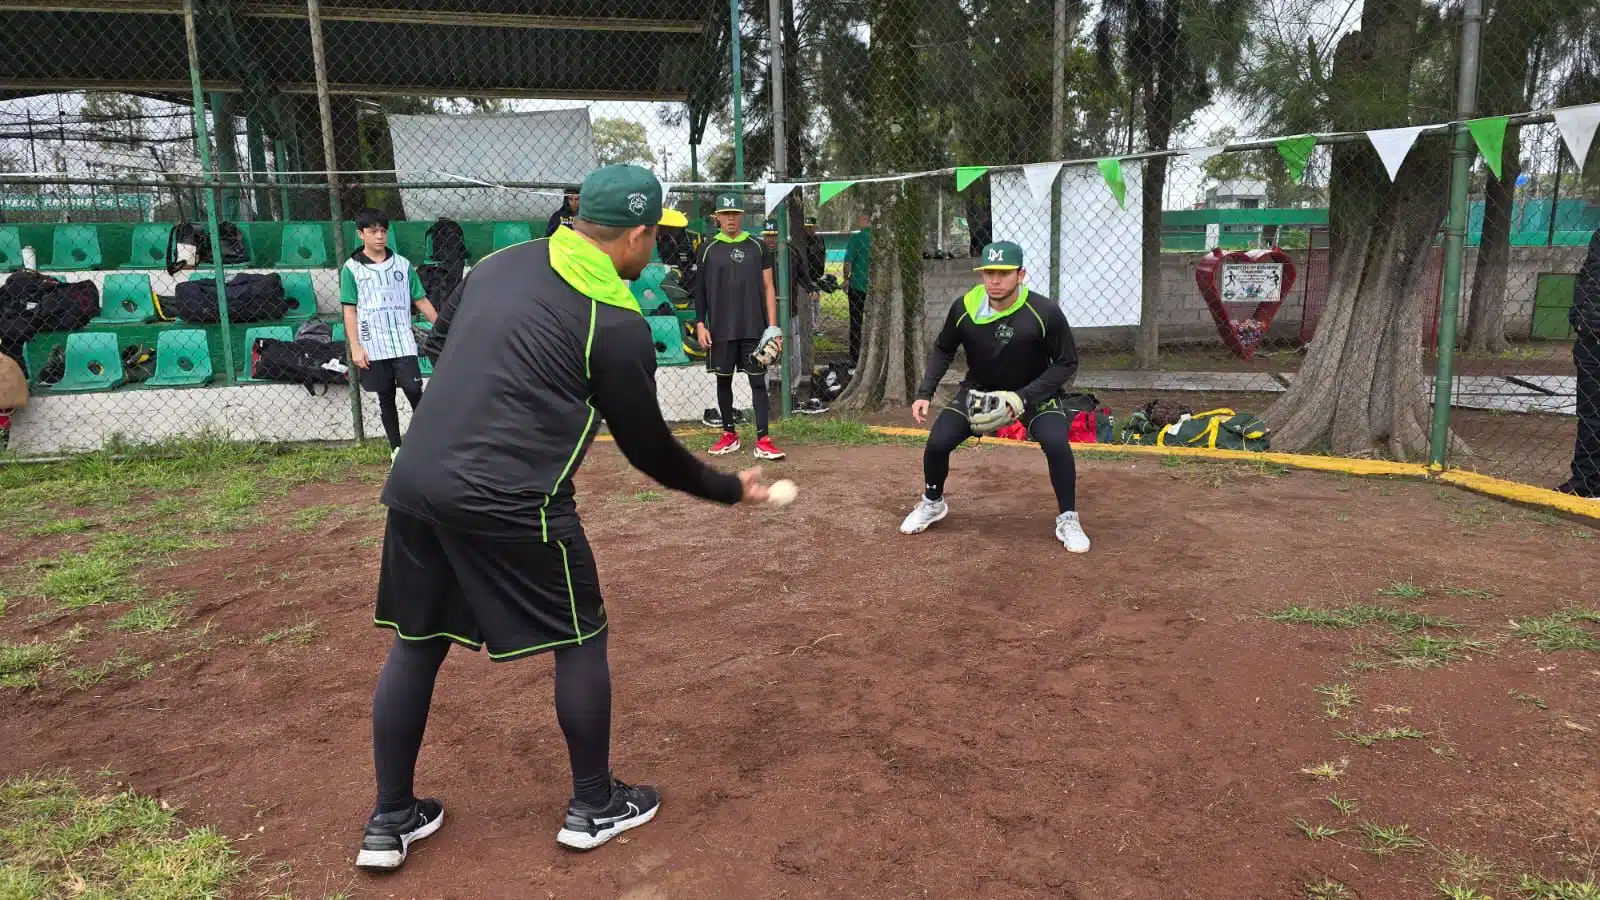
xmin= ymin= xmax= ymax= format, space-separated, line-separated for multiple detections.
xmin=1 ymin=0 xmax=1596 ymax=497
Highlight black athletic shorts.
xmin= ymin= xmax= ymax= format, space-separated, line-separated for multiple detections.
xmin=374 ymin=509 xmax=607 ymax=660
xmin=708 ymin=338 xmax=765 ymax=376
xmin=359 ymin=354 xmax=423 ymax=394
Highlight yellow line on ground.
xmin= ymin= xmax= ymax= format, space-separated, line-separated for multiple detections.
xmin=1436 ymin=470 xmax=1600 ymax=520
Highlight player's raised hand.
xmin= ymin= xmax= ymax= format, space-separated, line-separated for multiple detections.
xmin=736 ymin=467 xmax=769 ymax=504
xmin=911 ymin=399 xmax=930 ymax=425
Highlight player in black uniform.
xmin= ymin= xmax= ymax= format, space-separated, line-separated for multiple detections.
xmin=545 ymin=187 xmax=579 ymax=236
xmin=356 ymin=165 xmax=775 ymax=872
xmin=694 ymin=193 xmax=786 ymax=460
xmin=898 ymin=241 xmax=1090 ymax=552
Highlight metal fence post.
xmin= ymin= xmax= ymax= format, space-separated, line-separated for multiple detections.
xmin=729 ymin=0 xmax=745 ymax=184
xmin=182 ymin=0 xmax=236 ymax=385
xmin=770 ymin=0 xmax=791 ymax=416
xmin=1429 ymin=0 xmax=1484 ymax=468
xmin=307 ymin=0 xmax=364 ymax=442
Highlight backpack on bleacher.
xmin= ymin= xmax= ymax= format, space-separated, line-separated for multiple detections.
xmin=250 ymin=335 xmax=349 ymax=395
xmin=165 ymin=221 xmax=248 ymax=274
xmin=419 ymin=217 xmax=467 ymax=307
xmin=171 ymin=273 xmax=289 ymax=323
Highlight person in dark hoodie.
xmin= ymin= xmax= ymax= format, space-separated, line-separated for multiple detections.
xmin=1559 ymin=230 xmax=1600 ymax=500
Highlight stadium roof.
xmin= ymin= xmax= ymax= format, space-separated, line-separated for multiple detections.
xmin=0 ymin=0 xmax=720 ymax=101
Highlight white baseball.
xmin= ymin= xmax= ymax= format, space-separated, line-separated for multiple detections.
xmin=767 ymin=479 xmax=798 ymax=507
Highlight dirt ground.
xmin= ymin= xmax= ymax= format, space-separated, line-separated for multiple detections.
xmin=3 ymin=441 xmax=1599 ymax=899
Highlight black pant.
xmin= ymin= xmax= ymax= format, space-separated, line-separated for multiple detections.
xmin=846 ymin=288 xmax=866 ymax=363
xmin=1573 ymin=334 xmax=1600 ymax=494
xmin=923 ymin=399 xmax=1077 ymax=513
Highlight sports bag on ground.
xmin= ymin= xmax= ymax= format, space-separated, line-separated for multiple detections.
xmin=250 ymin=336 xmax=349 ymax=394
xmin=1119 ymin=407 xmax=1271 ymax=451
xmin=170 ymin=273 xmax=289 ymax=324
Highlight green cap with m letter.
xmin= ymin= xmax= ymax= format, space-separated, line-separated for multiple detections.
xmin=714 ymin=192 xmax=745 ymax=214
xmin=579 ymin=164 xmax=687 ymax=228
xmin=974 ymin=240 xmax=1024 ymax=271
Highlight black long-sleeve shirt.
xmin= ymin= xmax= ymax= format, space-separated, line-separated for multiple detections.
xmin=915 ymin=286 xmax=1079 ymax=406
xmin=693 ymin=232 xmax=772 ymax=341
xmin=383 ymin=237 xmax=742 ymax=540
xmin=1572 ymin=230 xmax=1600 ymax=336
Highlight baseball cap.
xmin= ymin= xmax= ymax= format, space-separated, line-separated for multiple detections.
xmin=577 ymin=164 xmax=683 ymax=228
xmin=714 ymin=193 xmax=744 ymax=214
xmin=974 ymin=240 xmax=1024 ymax=271
xmin=761 ymin=218 xmax=777 ymax=235
xmin=804 ymin=216 xmax=818 ymax=227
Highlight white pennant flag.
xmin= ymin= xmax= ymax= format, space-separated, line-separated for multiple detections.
xmin=1554 ymin=103 xmax=1600 ymax=174
xmin=1187 ymin=145 xmax=1224 ymax=165
xmin=1366 ymin=126 xmax=1428 ymax=182
xmin=764 ymin=183 xmax=797 ymax=216
xmin=1022 ymin=162 xmax=1063 ymax=207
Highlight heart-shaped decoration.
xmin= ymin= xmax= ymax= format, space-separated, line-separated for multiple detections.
xmin=1194 ymin=247 xmax=1298 ymax=360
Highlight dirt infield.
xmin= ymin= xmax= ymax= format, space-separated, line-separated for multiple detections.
xmin=2 ymin=438 xmax=1598 ymax=898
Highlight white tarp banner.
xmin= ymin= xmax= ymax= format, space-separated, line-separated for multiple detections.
xmin=991 ymin=162 xmax=1143 ymax=327
xmin=387 ymin=108 xmax=599 ymax=220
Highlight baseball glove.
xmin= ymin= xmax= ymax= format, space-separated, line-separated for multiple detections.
xmin=967 ymin=389 xmax=1023 ymax=434
xmin=752 ymin=325 xmax=784 ymax=366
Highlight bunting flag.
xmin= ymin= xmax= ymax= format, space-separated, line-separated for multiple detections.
xmin=1274 ymin=135 xmax=1318 ymax=184
xmin=764 ymin=183 xmax=797 ymax=216
xmin=1097 ymin=158 xmax=1126 ymax=209
xmin=1022 ymin=162 xmax=1063 ymax=206
xmin=1187 ymin=145 xmax=1224 ymax=166
xmin=1554 ymin=103 xmax=1600 ymax=174
xmin=818 ymin=181 xmax=854 ymax=207
xmin=1466 ymin=116 xmax=1510 ymax=180
xmin=1365 ymin=126 xmax=1428 ymax=182
xmin=955 ymin=166 xmax=989 ymax=192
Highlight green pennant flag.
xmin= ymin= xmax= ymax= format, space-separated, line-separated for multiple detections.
xmin=955 ymin=167 xmax=989 ymax=192
xmin=818 ymin=181 xmax=854 ymax=207
xmin=1274 ymin=134 xmax=1319 ymax=184
xmin=1096 ymin=158 xmax=1126 ymax=209
xmin=1467 ymin=115 xmax=1511 ymax=180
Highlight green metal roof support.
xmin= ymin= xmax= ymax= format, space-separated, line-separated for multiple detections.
xmin=183 ymin=0 xmax=237 ymax=385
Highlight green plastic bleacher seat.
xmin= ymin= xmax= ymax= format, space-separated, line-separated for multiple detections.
xmin=279 ymin=272 xmax=317 ymax=320
xmin=240 ymin=325 xmax=295 ymax=382
xmin=41 ymin=224 xmax=104 ymax=271
xmin=330 ymin=322 xmax=346 ymax=344
xmin=52 ymin=332 xmax=125 ymax=392
xmin=91 ymin=273 xmax=158 ymax=325
xmin=645 ymin=315 xmax=691 ymax=367
xmin=631 ymin=262 xmax=670 ymax=314
xmin=277 ymin=223 xmax=330 ymax=268
xmin=123 ymin=223 xmax=171 ymax=270
xmin=0 ymin=226 xmax=22 ymax=272
xmin=146 ymin=329 xmax=215 ymax=387
xmin=491 ymin=222 xmax=533 ymax=251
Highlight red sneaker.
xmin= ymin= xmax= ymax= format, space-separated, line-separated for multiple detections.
xmin=709 ymin=432 xmax=741 ymax=456
xmin=753 ymin=436 xmax=786 ymax=460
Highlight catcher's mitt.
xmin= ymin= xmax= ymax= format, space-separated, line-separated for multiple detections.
xmin=752 ymin=325 xmax=784 ymax=366
xmin=967 ymin=389 xmax=1023 ymax=434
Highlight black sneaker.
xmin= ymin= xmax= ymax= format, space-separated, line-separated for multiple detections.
xmin=1555 ymin=480 xmax=1600 ymax=500
xmin=701 ymin=408 xmax=723 ymax=428
xmin=556 ymin=778 xmax=660 ymax=851
xmin=355 ymin=798 xmax=444 ymax=871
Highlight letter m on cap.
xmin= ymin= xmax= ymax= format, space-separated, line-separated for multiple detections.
xmin=988 ymin=248 xmax=1004 ymax=262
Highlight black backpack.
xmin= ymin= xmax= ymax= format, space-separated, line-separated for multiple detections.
xmin=165 ymin=221 xmax=248 ymax=274
xmin=250 ymin=336 xmax=349 ymax=395
xmin=171 ymin=273 xmax=289 ymax=323
xmin=420 ymin=217 xmax=468 ymax=307
xmin=1 ymin=272 xmax=98 ymax=334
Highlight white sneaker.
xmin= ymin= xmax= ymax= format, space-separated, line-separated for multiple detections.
xmin=1055 ymin=511 xmax=1090 ymax=553
xmin=899 ymin=496 xmax=948 ymax=534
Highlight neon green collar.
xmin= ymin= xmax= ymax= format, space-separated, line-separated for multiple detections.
xmin=713 ymin=230 xmax=752 ymax=244
xmin=962 ymin=284 xmax=1029 ymax=324
xmin=549 ymin=226 xmax=640 ymax=314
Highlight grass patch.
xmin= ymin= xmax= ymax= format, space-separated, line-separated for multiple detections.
xmin=0 ymin=640 xmax=64 ymax=690
xmin=0 ymin=770 xmax=247 ymax=896
xmin=1358 ymin=820 xmax=1428 ymax=855
xmin=258 ymin=621 xmax=320 ymax=647
xmin=108 ymin=593 xmax=193 ymax=635
xmin=1443 ymin=587 xmax=1497 ymax=601
xmin=32 ymin=550 xmax=141 ymax=609
xmin=1300 ymin=759 xmax=1348 ymax=781
xmin=286 ymin=504 xmax=339 ymax=532
xmin=1264 ymin=603 xmax=1461 ymax=633
xmin=1516 ymin=875 xmax=1600 ymax=899
xmin=20 ymin=518 xmax=96 ymax=538
xmin=61 ymin=650 xmax=153 ymax=691
xmin=1436 ymin=884 xmax=1493 ymax=900
xmin=1509 ymin=610 xmax=1600 ymax=653
xmin=1511 ymin=691 xmax=1548 ymax=710
xmin=611 ymin=490 xmax=666 ymax=504
xmin=1292 ymin=819 xmax=1343 ymax=842
xmin=1314 ymin=683 xmax=1357 ymax=719
xmin=1337 ymin=726 xmax=1427 ymax=747
xmin=1304 ymin=879 xmax=1354 ymax=899
xmin=1382 ymin=635 xmax=1496 ymax=669
xmin=1326 ymin=794 xmax=1359 ymax=816
xmin=1378 ymin=580 xmax=1428 ymax=600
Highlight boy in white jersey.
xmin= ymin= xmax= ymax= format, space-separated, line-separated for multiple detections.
xmin=342 ymin=208 xmax=438 ymax=458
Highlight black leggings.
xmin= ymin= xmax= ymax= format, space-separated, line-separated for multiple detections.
xmin=717 ymin=372 xmax=770 ymax=438
xmin=923 ymin=407 xmax=1077 ymax=513
xmin=378 ymin=384 xmax=423 ymax=451
xmin=371 ymin=631 xmax=613 ymax=815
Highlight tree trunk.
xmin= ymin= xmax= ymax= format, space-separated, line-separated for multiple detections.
xmin=1133 ymin=152 xmax=1168 ymax=369
xmin=1264 ymin=0 xmax=1462 ymax=460
xmin=1464 ymin=123 xmax=1519 ymax=353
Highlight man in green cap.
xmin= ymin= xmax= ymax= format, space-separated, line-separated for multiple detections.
xmin=694 ymin=193 xmax=786 ymax=459
xmin=898 ymin=240 xmax=1089 ymax=553
xmin=357 ymin=165 xmax=773 ymax=872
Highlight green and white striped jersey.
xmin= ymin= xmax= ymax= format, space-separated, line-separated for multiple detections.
xmin=340 ymin=250 xmax=426 ymax=360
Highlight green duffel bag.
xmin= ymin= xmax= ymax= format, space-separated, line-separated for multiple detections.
xmin=1120 ymin=407 xmax=1271 ymax=451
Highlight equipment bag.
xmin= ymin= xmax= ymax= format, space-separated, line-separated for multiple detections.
xmin=1069 ymin=408 xmax=1114 ymax=444
xmin=1119 ymin=407 xmax=1271 ymax=451
xmin=165 ymin=221 xmax=249 ymax=274
xmin=121 ymin=343 xmax=157 ymax=384
xmin=250 ymin=336 xmax=349 ymax=395
xmin=171 ymin=273 xmax=289 ymax=323
xmin=31 ymin=280 xmax=98 ymax=333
